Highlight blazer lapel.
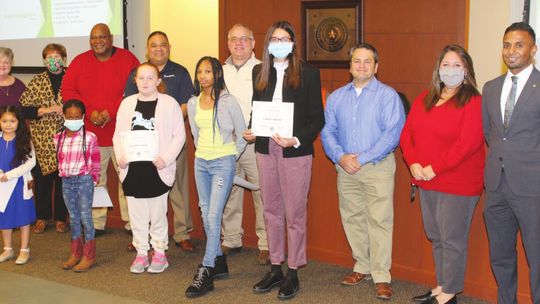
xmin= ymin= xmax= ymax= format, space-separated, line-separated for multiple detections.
xmin=492 ymin=76 xmax=505 ymax=133
xmin=507 ymin=68 xmax=540 ymax=130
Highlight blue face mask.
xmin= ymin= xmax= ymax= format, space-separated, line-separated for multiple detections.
xmin=64 ymin=119 xmax=84 ymax=131
xmin=268 ymin=42 xmax=293 ymax=59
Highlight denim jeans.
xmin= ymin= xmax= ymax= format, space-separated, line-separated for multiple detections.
xmin=194 ymin=155 xmax=236 ymax=267
xmin=62 ymin=174 xmax=95 ymax=241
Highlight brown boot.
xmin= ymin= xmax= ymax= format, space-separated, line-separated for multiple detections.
xmin=62 ymin=237 xmax=83 ymax=270
xmin=73 ymin=239 xmax=96 ymax=272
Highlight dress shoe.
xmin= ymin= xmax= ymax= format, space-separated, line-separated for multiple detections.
xmin=55 ymin=221 xmax=68 ymax=233
xmin=221 ymin=245 xmax=242 ymax=256
xmin=0 ymin=248 xmax=15 ymax=263
xmin=15 ymin=248 xmax=30 ymax=265
xmin=94 ymin=229 xmax=106 ymax=237
xmin=412 ymin=290 xmax=435 ymax=303
xmin=32 ymin=219 xmax=47 ymax=234
xmin=375 ymin=282 xmax=393 ymax=300
xmin=427 ymin=295 xmax=457 ymax=304
xmin=258 ymin=250 xmax=270 ymax=265
xmin=175 ymin=239 xmax=194 ymax=252
xmin=253 ymin=271 xmax=285 ymax=294
xmin=277 ymin=276 xmax=300 ymax=300
xmin=341 ymin=272 xmax=371 ymax=286
xmin=126 ymin=243 xmax=136 ymax=252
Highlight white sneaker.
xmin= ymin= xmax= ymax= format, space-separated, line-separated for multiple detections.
xmin=0 ymin=248 xmax=14 ymax=262
xmin=15 ymin=248 xmax=30 ymax=265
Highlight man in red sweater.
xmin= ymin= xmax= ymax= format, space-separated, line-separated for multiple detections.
xmin=62 ymin=23 xmax=140 ymax=235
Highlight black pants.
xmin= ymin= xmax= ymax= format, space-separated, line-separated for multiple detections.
xmin=33 ymin=161 xmax=67 ymax=222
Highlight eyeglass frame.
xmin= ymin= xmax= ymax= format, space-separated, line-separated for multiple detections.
xmin=228 ymin=36 xmax=253 ymax=43
xmin=270 ymin=36 xmax=293 ymax=43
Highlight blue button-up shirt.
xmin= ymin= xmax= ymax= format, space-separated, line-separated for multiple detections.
xmin=321 ymin=78 xmax=405 ymax=165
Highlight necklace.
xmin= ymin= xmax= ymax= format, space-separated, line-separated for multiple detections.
xmin=0 ymin=86 xmax=9 ymax=96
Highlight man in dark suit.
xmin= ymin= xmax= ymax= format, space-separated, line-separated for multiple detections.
xmin=482 ymin=22 xmax=540 ymax=304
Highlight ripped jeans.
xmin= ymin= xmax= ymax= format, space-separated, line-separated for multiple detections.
xmin=194 ymin=155 xmax=236 ymax=267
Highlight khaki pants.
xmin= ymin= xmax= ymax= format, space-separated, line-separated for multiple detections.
xmin=221 ymin=144 xmax=268 ymax=250
xmin=337 ymin=153 xmax=395 ymax=283
xmin=93 ymin=146 xmax=129 ymax=230
xmin=169 ymin=145 xmax=192 ymax=242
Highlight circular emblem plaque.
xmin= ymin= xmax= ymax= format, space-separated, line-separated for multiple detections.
xmin=315 ymin=17 xmax=348 ymax=53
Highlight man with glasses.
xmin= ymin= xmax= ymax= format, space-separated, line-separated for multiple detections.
xmin=124 ymin=31 xmax=195 ymax=252
xmin=221 ymin=24 xmax=269 ymax=264
xmin=62 ymin=23 xmax=139 ymax=238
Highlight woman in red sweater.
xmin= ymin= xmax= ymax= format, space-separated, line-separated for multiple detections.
xmin=400 ymin=44 xmax=485 ymax=304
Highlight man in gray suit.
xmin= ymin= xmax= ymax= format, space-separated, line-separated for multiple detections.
xmin=482 ymin=22 xmax=540 ymax=304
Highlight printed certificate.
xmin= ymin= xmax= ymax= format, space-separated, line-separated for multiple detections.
xmin=251 ymin=101 xmax=294 ymax=138
xmin=121 ymin=130 xmax=158 ymax=162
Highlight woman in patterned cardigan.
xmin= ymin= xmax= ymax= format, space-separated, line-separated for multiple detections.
xmin=19 ymin=44 xmax=68 ymax=234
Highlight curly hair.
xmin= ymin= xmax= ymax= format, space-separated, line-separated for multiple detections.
xmin=0 ymin=106 xmax=32 ymax=166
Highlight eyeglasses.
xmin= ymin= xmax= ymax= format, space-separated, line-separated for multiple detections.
xmin=270 ymin=37 xmax=292 ymax=43
xmin=228 ymin=36 xmax=253 ymax=43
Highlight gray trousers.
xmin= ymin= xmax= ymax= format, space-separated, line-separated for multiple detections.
xmin=419 ymin=189 xmax=478 ymax=294
xmin=484 ymin=173 xmax=540 ymax=304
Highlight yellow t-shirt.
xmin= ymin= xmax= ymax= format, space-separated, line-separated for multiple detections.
xmin=194 ymin=98 xmax=236 ymax=160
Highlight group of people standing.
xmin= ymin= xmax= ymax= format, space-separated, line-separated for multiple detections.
xmin=0 ymin=18 xmax=538 ymax=304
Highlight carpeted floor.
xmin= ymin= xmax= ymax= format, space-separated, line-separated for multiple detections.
xmin=0 ymin=228 xmax=491 ymax=304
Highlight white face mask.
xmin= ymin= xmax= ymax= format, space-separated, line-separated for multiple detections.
xmin=64 ymin=118 xmax=84 ymax=131
xmin=268 ymin=42 xmax=293 ymax=59
xmin=439 ymin=67 xmax=465 ymax=88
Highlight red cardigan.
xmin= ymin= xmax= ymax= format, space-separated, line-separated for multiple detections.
xmin=62 ymin=48 xmax=139 ymax=146
xmin=400 ymin=90 xmax=485 ymax=196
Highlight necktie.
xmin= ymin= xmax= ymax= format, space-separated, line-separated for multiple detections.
xmin=504 ymin=76 xmax=518 ymax=129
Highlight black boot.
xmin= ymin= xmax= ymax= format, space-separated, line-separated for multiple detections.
xmin=185 ymin=265 xmax=214 ymax=298
xmin=253 ymin=265 xmax=284 ymax=294
xmin=212 ymin=255 xmax=229 ymax=280
xmin=277 ymin=268 xmax=300 ymax=300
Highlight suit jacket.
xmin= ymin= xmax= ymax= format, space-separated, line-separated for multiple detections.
xmin=482 ymin=67 xmax=540 ymax=196
xmin=251 ymin=62 xmax=325 ymax=158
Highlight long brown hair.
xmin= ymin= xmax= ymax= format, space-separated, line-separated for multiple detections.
xmin=424 ymin=44 xmax=479 ymax=110
xmin=255 ymin=20 xmax=301 ymax=92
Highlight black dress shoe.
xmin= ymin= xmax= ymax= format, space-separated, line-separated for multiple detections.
xmin=253 ymin=271 xmax=284 ymax=294
xmin=94 ymin=229 xmax=106 ymax=237
xmin=277 ymin=276 xmax=300 ymax=300
xmin=412 ymin=290 xmax=435 ymax=303
xmin=424 ymin=294 xmax=457 ymax=304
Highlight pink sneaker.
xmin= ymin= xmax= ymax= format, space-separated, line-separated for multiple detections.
xmin=147 ymin=251 xmax=168 ymax=273
xmin=130 ymin=254 xmax=149 ymax=274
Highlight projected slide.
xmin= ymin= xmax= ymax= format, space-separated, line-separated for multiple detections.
xmin=0 ymin=0 xmax=122 ymax=40
xmin=0 ymin=0 xmax=124 ymax=68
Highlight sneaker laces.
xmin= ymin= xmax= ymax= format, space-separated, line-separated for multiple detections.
xmin=191 ymin=267 xmax=207 ymax=288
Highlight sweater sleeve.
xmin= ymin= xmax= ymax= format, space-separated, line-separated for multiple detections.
xmin=399 ymin=92 xmax=426 ymax=166
xmin=160 ymin=98 xmax=185 ymax=166
xmin=5 ymin=144 xmax=36 ymax=180
xmin=295 ymin=66 xmax=325 ymax=145
xmin=430 ymin=95 xmax=485 ymax=174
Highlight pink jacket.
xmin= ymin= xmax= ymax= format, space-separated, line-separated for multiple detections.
xmin=113 ymin=93 xmax=186 ymax=186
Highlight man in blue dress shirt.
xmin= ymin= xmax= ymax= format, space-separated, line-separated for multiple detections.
xmin=321 ymin=43 xmax=405 ymax=300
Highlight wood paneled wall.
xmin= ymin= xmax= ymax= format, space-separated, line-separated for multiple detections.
xmin=104 ymin=0 xmax=531 ymax=302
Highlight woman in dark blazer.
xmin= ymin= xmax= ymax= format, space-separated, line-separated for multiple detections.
xmin=244 ymin=20 xmax=324 ymax=300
